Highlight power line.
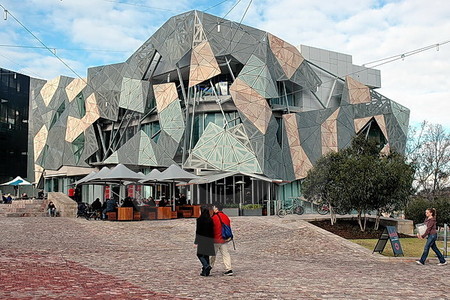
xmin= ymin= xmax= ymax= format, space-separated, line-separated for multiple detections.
xmin=97 ymin=0 xmax=178 ymax=12
xmin=0 ymin=44 xmax=130 ymax=53
xmin=1 ymin=4 xmax=87 ymax=83
xmin=362 ymin=40 xmax=450 ymax=68
xmin=227 ymin=0 xmax=253 ymax=53
xmin=280 ymin=39 xmax=450 ymax=99
xmin=203 ymin=0 xmax=231 ymax=12
xmin=0 ymin=52 xmax=45 ymax=78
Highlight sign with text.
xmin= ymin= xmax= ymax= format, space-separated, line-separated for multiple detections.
xmin=373 ymin=226 xmax=404 ymax=257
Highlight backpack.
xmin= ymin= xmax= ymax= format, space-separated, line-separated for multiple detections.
xmin=217 ymin=213 xmax=236 ymax=249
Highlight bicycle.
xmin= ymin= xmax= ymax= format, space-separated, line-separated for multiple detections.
xmin=277 ymin=200 xmax=304 ymax=217
xmin=316 ymin=203 xmax=347 ymax=215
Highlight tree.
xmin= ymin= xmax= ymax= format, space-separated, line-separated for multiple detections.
xmin=302 ymin=151 xmax=350 ymax=225
xmin=407 ymin=121 xmax=450 ymax=195
xmin=371 ymin=152 xmax=415 ymax=229
xmin=303 ymin=136 xmax=414 ymax=231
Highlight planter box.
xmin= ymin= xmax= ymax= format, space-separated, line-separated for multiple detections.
xmin=222 ymin=208 xmax=239 ymax=217
xmin=242 ymin=208 xmax=263 ymax=216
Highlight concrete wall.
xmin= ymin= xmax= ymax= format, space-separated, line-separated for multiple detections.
xmin=47 ymin=192 xmax=77 ymax=218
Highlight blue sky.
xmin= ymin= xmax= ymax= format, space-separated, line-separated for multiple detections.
xmin=1 ymin=0 xmax=449 ymax=129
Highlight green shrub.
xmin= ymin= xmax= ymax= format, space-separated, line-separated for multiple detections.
xmin=242 ymin=204 xmax=262 ymax=209
xmin=405 ymin=197 xmax=429 ymax=225
xmin=223 ymin=203 xmax=239 ymax=208
xmin=405 ymin=196 xmax=450 ymax=226
xmin=433 ymin=197 xmax=450 ymax=227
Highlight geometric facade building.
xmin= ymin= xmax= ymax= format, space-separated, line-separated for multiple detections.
xmin=28 ymin=11 xmax=409 ymax=200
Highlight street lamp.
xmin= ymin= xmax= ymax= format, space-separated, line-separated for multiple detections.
xmin=236 ymin=180 xmax=245 ymax=213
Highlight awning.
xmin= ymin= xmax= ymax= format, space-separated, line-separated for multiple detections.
xmin=187 ymin=171 xmax=288 ymax=185
xmin=189 ymin=172 xmax=237 ymax=184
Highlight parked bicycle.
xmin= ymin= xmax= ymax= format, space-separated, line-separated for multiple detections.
xmin=277 ymin=199 xmax=304 ymax=217
xmin=316 ymin=203 xmax=347 ymax=215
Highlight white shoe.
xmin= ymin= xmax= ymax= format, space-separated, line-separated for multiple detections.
xmin=437 ymin=261 xmax=448 ymax=266
xmin=415 ymin=260 xmax=424 ymax=265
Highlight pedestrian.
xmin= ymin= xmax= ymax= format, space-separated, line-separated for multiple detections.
xmin=416 ymin=208 xmax=447 ymax=266
xmin=47 ymin=201 xmax=56 ymax=217
xmin=194 ymin=206 xmax=215 ymax=276
xmin=210 ymin=203 xmax=233 ymax=276
xmin=102 ymin=198 xmax=117 ymax=219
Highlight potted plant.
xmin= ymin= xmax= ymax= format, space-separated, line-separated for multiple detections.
xmin=241 ymin=204 xmax=263 ymax=216
xmin=222 ymin=203 xmax=239 ymax=217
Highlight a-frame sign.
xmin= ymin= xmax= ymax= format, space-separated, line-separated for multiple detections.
xmin=373 ymin=226 xmax=404 ymax=257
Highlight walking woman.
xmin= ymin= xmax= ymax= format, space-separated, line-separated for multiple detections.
xmin=194 ymin=206 xmax=215 ymax=276
xmin=416 ymin=208 xmax=447 ymax=266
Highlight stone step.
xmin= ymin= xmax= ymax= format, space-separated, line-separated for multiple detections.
xmin=0 ymin=199 xmax=48 ymax=217
xmin=0 ymin=212 xmax=49 ymax=217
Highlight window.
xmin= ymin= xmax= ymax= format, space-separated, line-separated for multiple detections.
xmin=75 ymin=92 xmax=86 ymax=117
xmin=50 ymin=101 xmax=66 ymax=129
xmin=72 ymin=133 xmax=85 ymax=164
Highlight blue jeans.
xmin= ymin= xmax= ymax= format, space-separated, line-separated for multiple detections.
xmin=420 ymin=234 xmax=446 ymax=264
xmin=197 ymin=254 xmax=210 ymax=269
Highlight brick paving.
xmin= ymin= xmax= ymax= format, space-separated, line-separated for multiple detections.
xmin=0 ymin=216 xmax=448 ymax=299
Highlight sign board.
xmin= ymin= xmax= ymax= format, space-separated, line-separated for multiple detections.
xmin=373 ymin=226 xmax=404 ymax=257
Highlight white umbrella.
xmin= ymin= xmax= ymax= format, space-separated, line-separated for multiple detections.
xmin=140 ymin=169 xmax=164 ymax=183
xmin=73 ymin=171 xmax=97 ymax=186
xmin=84 ymin=166 xmax=111 ymax=184
xmin=159 ymin=164 xmax=200 ymax=210
xmin=101 ymin=164 xmax=145 ymax=182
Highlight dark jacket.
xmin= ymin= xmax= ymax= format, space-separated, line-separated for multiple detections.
xmin=195 ymin=216 xmax=215 ymax=256
xmin=91 ymin=199 xmax=102 ymax=210
xmin=105 ymin=199 xmax=117 ymax=212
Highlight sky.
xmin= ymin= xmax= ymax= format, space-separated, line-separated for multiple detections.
xmin=1 ymin=0 xmax=449 ymax=129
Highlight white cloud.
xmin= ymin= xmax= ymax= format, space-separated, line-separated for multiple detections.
xmin=1 ymin=0 xmax=449 ymax=129
xmin=224 ymin=0 xmax=450 ymax=128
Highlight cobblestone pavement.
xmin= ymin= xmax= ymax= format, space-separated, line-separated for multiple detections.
xmin=0 ymin=216 xmax=448 ymax=299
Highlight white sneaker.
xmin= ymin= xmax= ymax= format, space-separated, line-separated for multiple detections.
xmin=415 ymin=260 xmax=424 ymax=265
xmin=437 ymin=261 xmax=448 ymax=266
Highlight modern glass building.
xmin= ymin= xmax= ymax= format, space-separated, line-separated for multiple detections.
xmin=0 ymin=67 xmax=29 ymax=183
xmin=28 ymin=11 xmax=409 ymax=206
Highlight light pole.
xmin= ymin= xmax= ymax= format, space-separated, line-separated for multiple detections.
xmin=236 ymin=180 xmax=245 ymax=214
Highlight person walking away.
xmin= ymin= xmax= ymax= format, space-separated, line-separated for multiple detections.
xmin=210 ymin=203 xmax=233 ymax=276
xmin=47 ymin=201 xmax=56 ymax=217
xmin=416 ymin=208 xmax=447 ymax=266
xmin=194 ymin=206 xmax=215 ymax=276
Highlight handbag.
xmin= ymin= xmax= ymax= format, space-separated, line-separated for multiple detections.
xmin=217 ymin=213 xmax=236 ymax=250
xmin=415 ymin=223 xmax=427 ymax=236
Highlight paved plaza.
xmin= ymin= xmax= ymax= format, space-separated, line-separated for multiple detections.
xmin=0 ymin=216 xmax=448 ymax=299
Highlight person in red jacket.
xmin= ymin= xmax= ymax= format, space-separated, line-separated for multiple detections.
xmin=210 ymin=203 xmax=233 ymax=276
xmin=416 ymin=208 xmax=447 ymax=266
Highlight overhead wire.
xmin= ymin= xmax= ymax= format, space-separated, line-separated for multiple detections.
xmin=0 ymin=52 xmax=45 ymax=79
xmin=203 ymin=0 xmax=231 ymax=12
xmin=0 ymin=44 xmax=130 ymax=53
xmin=97 ymin=0 xmax=177 ymax=12
xmin=0 ymin=4 xmax=87 ymax=82
xmin=280 ymin=40 xmax=449 ymax=99
xmin=1 ymin=3 xmax=447 ymax=101
xmin=226 ymin=0 xmax=253 ymax=53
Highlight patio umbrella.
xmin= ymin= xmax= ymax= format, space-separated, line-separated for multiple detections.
xmin=100 ymin=164 xmax=145 ymax=182
xmin=83 ymin=167 xmax=111 ymax=184
xmin=140 ymin=169 xmax=164 ymax=183
xmin=0 ymin=176 xmax=33 ymax=197
xmin=73 ymin=171 xmax=97 ymax=186
xmin=159 ymin=164 xmax=200 ymax=210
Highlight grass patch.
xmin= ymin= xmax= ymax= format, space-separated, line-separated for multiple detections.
xmin=350 ymin=238 xmax=448 ymax=257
